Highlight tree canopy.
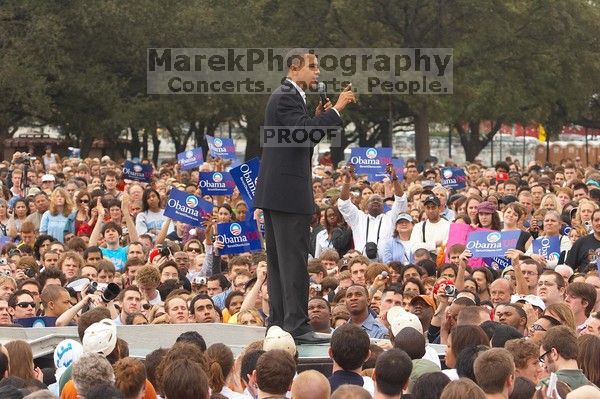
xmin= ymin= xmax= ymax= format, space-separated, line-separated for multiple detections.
xmin=0 ymin=0 xmax=598 ymax=163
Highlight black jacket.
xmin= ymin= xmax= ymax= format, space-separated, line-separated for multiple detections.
xmin=253 ymin=81 xmax=343 ymax=215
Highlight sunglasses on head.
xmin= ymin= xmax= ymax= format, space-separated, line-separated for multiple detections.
xmin=16 ymin=302 xmax=35 ymax=309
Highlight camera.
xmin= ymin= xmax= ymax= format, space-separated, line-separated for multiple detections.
xmin=14 ymin=153 xmax=32 ymax=164
xmin=193 ymin=276 xmax=207 ymax=285
xmin=444 ymin=284 xmax=457 ymax=297
xmin=380 ymin=271 xmax=389 ymax=278
xmin=157 ymin=245 xmax=171 ymax=258
xmin=310 ymin=283 xmax=322 ymax=292
xmin=0 ymin=258 xmax=7 ymax=266
xmin=24 ymin=268 xmax=35 ymax=278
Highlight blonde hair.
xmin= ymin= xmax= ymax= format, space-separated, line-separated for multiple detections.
xmin=574 ymin=199 xmax=599 ymax=227
xmin=49 ymin=188 xmax=74 ymax=216
xmin=540 ymin=193 xmax=562 ymax=213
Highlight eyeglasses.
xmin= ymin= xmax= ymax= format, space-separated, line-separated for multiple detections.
xmin=531 ymin=324 xmax=547 ymax=332
xmin=78 ymin=199 xmax=89 ymax=204
xmin=539 ymin=349 xmax=552 ymax=364
xmin=15 ymin=302 xmax=35 ymax=309
xmin=522 ymin=271 xmax=538 ymax=276
xmin=187 ymin=247 xmax=202 ymax=253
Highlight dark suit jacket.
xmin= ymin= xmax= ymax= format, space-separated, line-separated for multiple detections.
xmin=253 ymin=81 xmax=343 ymax=215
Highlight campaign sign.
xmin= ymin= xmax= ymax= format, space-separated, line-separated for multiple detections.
xmin=207 ymin=135 xmax=237 ymax=160
xmin=216 ymin=221 xmax=262 ymax=255
xmin=230 ymin=158 xmax=260 ymax=208
xmin=441 ymin=167 xmax=467 ymax=190
xmin=177 ymin=147 xmax=204 ymax=170
xmin=349 ymin=147 xmax=392 ymax=175
xmin=122 ymin=161 xmax=153 ymax=183
xmin=392 ymin=158 xmax=405 ymax=181
xmin=483 ymin=257 xmax=512 ymax=270
xmin=164 ymin=189 xmax=213 ymax=227
xmin=199 ymin=172 xmax=235 ymax=196
xmin=466 ymin=230 xmax=520 ymax=258
xmin=532 ymin=236 xmax=561 ymax=262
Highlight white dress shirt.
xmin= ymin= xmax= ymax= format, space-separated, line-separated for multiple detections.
xmin=337 ymin=195 xmax=408 ymax=255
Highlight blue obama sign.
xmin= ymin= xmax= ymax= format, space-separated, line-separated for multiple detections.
xmin=199 ymin=172 xmax=235 ymax=196
xmin=216 ymin=221 xmax=262 ymax=255
xmin=441 ymin=167 xmax=467 ymax=190
xmin=349 ymin=147 xmax=392 ymax=175
xmin=466 ymin=230 xmax=520 ymax=258
xmin=207 ymin=135 xmax=237 ymax=160
xmin=164 ymin=189 xmax=213 ymax=227
xmin=122 ymin=161 xmax=153 ymax=182
xmin=532 ymin=236 xmax=561 ymax=262
xmin=230 ymin=158 xmax=260 ymax=208
xmin=177 ymin=147 xmax=204 ymax=170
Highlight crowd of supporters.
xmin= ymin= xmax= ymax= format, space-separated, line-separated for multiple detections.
xmin=0 ymin=148 xmax=600 ymax=398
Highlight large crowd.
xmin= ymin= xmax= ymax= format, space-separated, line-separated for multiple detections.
xmin=1 ymin=146 xmax=600 ymax=398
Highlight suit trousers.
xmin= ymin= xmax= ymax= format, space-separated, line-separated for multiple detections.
xmin=263 ymin=209 xmax=312 ymax=336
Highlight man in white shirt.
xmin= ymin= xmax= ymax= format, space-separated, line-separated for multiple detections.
xmin=337 ymin=165 xmax=407 ymax=260
xmin=410 ymin=194 xmax=450 ymax=256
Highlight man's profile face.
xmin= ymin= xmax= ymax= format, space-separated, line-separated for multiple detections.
xmin=290 ymin=53 xmax=320 ymax=90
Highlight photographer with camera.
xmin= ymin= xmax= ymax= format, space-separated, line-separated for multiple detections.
xmin=337 ymin=164 xmax=407 ymax=261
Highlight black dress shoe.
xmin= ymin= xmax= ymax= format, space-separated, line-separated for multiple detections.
xmin=293 ymin=331 xmax=331 ymax=344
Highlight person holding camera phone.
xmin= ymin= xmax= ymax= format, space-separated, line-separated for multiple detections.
xmin=89 ymin=195 xmax=139 ymax=272
xmin=337 ymin=163 xmax=407 ymax=261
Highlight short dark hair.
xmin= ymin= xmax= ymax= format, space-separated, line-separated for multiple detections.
xmin=102 ymin=221 xmax=122 ymax=237
xmin=566 ymin=282 xmax=597 ymax=317
xmin=7 ymin=289 xmax=33 ymax=308
xmin=207 ymin=274 xmax=231 ymax=290
xmin=240 ymin=350 xmax=265 ymax=384
xmin=190 ymin=294 xmax=216 ymax=315
xmin=393 ymin=327 xmax=425 ymax=359
xmin=83 ymin=246 xmax=103 ymax=261
xmin=37 ymin=267 xmax=67 ymax=288
xmin=541 ymin=325 xmax=578 ymax=360
xmin=411 ymin=372 xmax=451 ymax=399
xmin=330 ymin=324 xmax=371 ymax=370
xmin=374 ymin=349 xmax=412 ymax=396
xmin=474 ymin=348 xmax=515 ymax=394
xmin=256 ymin=350 xmax=296 ymax=395
xmin=456 ymin=345 xmax=489 ymax=380
xmin=176 ymin=331 xmax=207 ymax=352
xmin=450 ymin=325 xmax=490 ymax=360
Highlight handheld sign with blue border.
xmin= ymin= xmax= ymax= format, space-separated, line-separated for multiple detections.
xmin=349 ymin=147 xmax=392 ymax=175
xmin=230 ymin=158 xmax=260 ymax=209
xmin=199 ymin=172 xmax=236 ymax=196
xmin=441 ymin=167 xmax=467 ymax=190
xmin=216 ymin=221 xmax=262 ymax=255
xmin=532 ymin=236 xmax=561 ymax=262
xmin=122 ymin=161 xmax=153 ymax=183
xmin=207 ymin=135 xmax=237 ymax=160
xmin=177 ymin=147 xmax=204 ymax=170
xmin=483 ymin=257 xmax=512 ymax=270
xmin=466 ymin=230 xmax=520 ymax=258
xmin=164 ymin=189 xmax=213 ymax=227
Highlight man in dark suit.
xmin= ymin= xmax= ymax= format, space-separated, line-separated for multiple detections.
xmin=254 ymin=48 xmax=355 ymax=343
